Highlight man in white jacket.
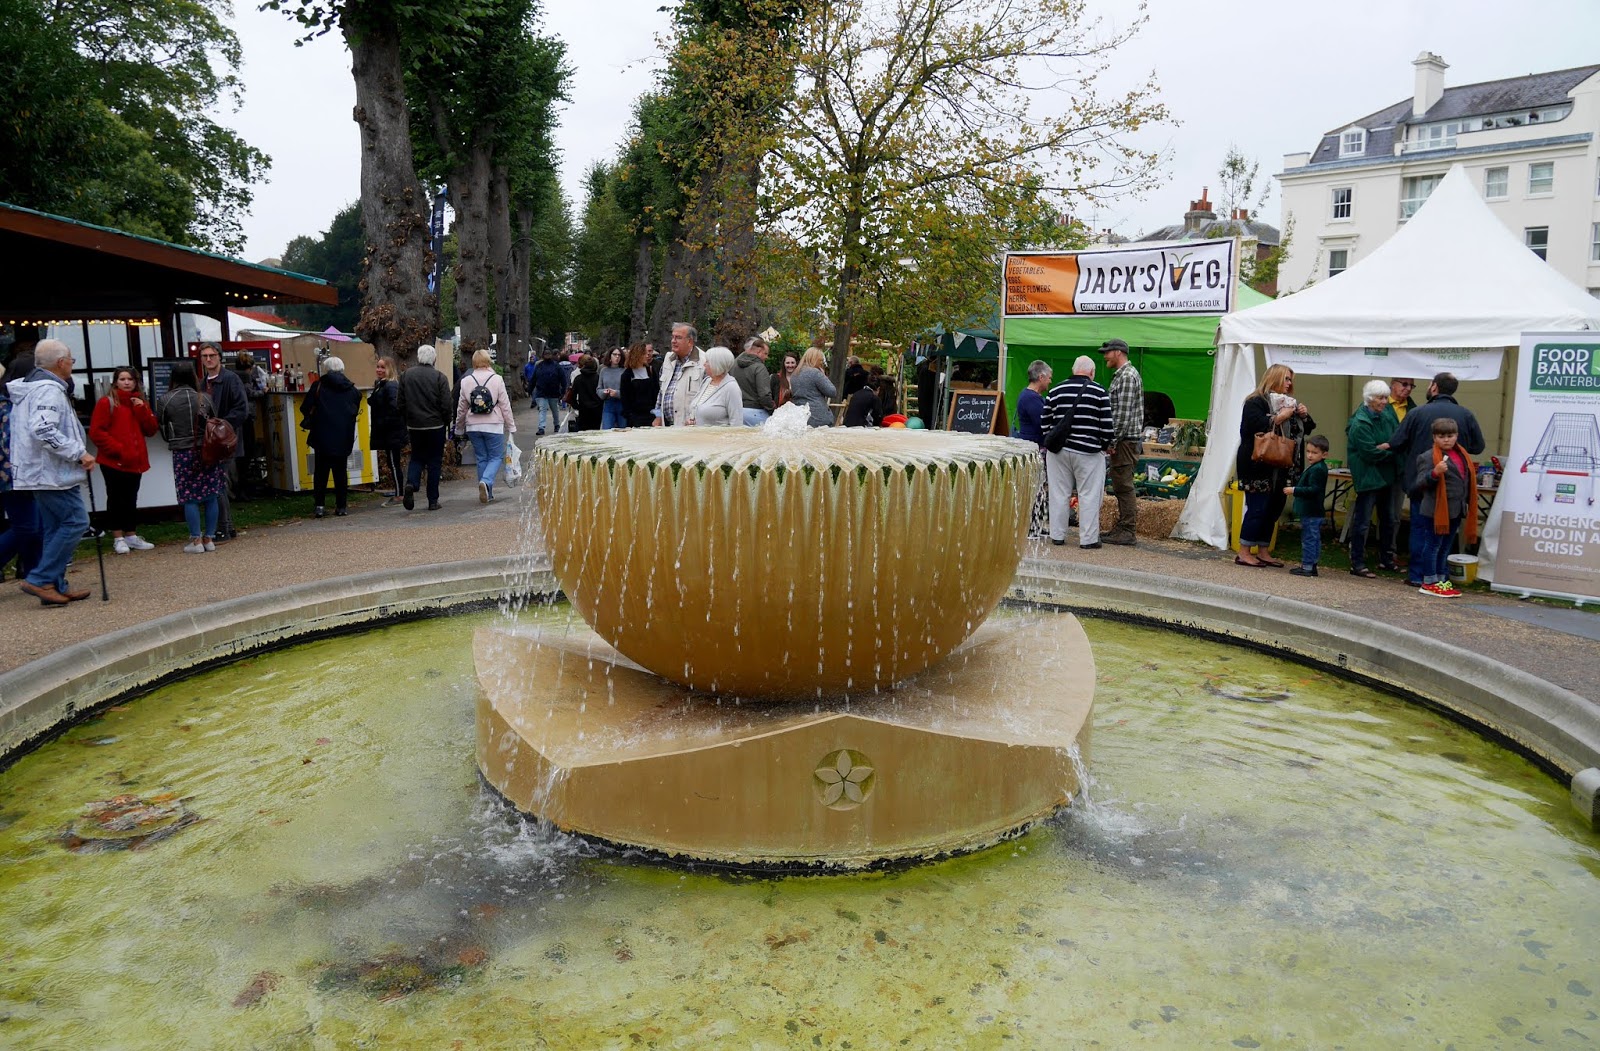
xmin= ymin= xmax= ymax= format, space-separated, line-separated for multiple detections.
xmin=653 ymin=322 xmax=704 ymax=426
xmin=9 ymin=339 xmax=96 ymax=605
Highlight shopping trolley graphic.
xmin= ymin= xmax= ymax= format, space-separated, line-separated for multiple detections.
xmin=1520 ymin=412 xmax=1600 ymax=505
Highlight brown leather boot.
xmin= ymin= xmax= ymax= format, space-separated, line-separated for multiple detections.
xmin=19 ymin=581 xmax=70 ymax=606
xmin=61 ymin=585 xmax=91 ymax=601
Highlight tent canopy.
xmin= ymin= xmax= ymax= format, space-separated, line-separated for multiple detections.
xmin=1176 ymin=165 xmax=1600 ymax=550
xmin=1218 ymin=166 xmax=1600 ymax=350
xmin=1002 ymin=281 xmax=1271 ymax=421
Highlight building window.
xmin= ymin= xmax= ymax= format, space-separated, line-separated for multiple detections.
xmin=1528 ymin=161 xmax=1554 ymax=195
xmin=1339 ymin=129 xmax=1366 ymax=157
xmin=1399 ymin=174 xmax=1442 ymax=220
xmin=1331 ymin=187 xmax=1352 ymax=220
xmin=1328 ymin=249 xmax=1349 ymax=278
xmin=1525 ymin=227 xmax=1549 ymax=260
xmin=1484 ymin=167 xmax=1508 ymax=199
xmin=1591 ymin=222 xmax=1600 ymax=264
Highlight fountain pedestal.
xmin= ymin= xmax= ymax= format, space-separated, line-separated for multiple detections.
xmin=475 ymin=614 xmax=1093 ymax=868
xmin=476 ymin=426 xmax=1092 ymax=868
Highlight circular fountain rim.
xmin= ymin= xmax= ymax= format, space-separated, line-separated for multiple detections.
xmin=0 ymin=555 xmax=1594 ymax=819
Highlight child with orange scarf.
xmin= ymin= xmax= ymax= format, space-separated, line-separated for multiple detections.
xmin=1408 ymin=416 xmax=1477 ymax=597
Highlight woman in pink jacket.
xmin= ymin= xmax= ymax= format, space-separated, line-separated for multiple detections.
xmin=88 ymin=366 xmax=159 ymax=553
xmin=454 ymin=348 xmax=517 ymax=503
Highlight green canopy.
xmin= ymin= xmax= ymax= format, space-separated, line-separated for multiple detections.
xmin=1001 ymin=282 xmax=1271 ymax=421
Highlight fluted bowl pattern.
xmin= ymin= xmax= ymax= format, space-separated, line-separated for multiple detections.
xmin=533 ymin=429 xmax=1040 ymax=697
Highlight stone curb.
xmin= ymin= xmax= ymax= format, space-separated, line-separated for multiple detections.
xmin=1 ymin=553 xmax=1594 ymax=826
xmin=0 ymin=555 xmax=555 ymax=763
xmin=1010 ymin=559 xmax=1600 ymax=784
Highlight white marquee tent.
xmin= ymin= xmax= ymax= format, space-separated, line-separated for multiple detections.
xmin=1174 ymin=165 xmax=1600 ymax=554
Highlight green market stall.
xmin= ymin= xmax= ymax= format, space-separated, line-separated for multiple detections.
xmin=999 ymin=280 xmax=1270 ymax=423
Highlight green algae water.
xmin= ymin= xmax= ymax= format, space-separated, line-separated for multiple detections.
xmin=1 ymin=609 xmax=1597 ymax=1049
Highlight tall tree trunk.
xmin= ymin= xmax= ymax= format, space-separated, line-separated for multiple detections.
xmin=449 ymin=144 xmax=493 ymax=354
xmin=629 ymin=233 xmax=652 ymax=345
xmin=347 ymin=17 xmax=436 ymax=364
xmin=717 ymin=153 xmax=760 ymax=340
xmin=512 ymin=203 xmax=535 ymax=367
xmin=488 ymin=161 xmax=514 ymax=363
xmin=829 ymin=199 xmax=864 ymax=387
xmin=650 ymin=234 xmax=692 ymax=347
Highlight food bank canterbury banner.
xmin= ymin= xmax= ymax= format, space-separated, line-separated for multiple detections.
xmin=1002 ymin=239 xmax=1236 ymax=318
xmin=1491 ymin=333 xmax=1600 ymax=603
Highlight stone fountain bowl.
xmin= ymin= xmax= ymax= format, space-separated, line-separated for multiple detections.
xmin=532 ymin=428 xmax=1041 ymax=697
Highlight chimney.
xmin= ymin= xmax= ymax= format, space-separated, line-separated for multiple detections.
xmin=1232 ymin=208 xmax=1250 ymax=222
xmin=1413 ymin=51 xmax=1448 ymax=118
xmin=1183 ymin=187 xmax=1216 ymax=234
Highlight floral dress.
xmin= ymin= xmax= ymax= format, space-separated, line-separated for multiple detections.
xmin=159 ymin=388 xmax=227 ymax=502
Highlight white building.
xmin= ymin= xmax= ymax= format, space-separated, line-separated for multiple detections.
xmin=1278 ymin=53 xmax=1600 ymax=298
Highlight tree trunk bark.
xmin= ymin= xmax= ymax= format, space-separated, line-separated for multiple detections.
xmin=829 ymin=200 xmax=864 ymax=388
xmin=649 ymin=233 xmax=691 ymax=347
xmin=511 ymin=203 xmax=535 ymax=381
xmin=487 ymin=161 xmax=514 ymax=365
xmin=449 ymin=144 xmax=493 ymax=355
xmin=629 ymin=233 xmax=653 ymax=345
xmin=347 ymin=16 xmax=437 ymax=364
xmin=717 ymin=153 xmax=760 ymax=340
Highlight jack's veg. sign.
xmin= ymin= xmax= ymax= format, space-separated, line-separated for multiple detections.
xmin=1003 ymin=239 xmax=1237 ymax=318
xmin=1492 ymin=334 xmax=1600 ymax=602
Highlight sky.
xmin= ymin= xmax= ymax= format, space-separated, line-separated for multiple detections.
xmin=229 ymin=0 xmax=1600 ymax=263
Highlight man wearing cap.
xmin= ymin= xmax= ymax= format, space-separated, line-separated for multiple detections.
xmin=1100 ymin=339 xmax=1142 ymax=545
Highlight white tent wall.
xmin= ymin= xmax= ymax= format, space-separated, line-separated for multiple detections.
xmin=1174 ymin=165 xmax=1600 ymax=558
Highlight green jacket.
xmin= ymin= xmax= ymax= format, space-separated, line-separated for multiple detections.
xmin=1290 ymin=460 xmax=1329 ymax=519
xmin=1345 ymin=403 xmax=1396 ymax=492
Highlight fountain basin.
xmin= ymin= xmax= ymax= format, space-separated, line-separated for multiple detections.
xmin=475 ymin=614 xmax=1094 ymax=868
xmin=532 ymin=430 xmax=1040 ymax=697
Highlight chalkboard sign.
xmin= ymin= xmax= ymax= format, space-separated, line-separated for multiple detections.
xmin=147 ymin=359 xmax=183 ymax=405
xmin=946 ymin=390 xmax=1005 ymax=434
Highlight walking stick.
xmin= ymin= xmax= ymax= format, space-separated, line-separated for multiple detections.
xmin=84 ymin=468 xmax=110 ymax=601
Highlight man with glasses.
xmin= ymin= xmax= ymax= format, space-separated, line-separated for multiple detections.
xmin=198 ymin=344 xmax=248 ymax=541
xmin=8 ymin=339 xmax=95 ymax=605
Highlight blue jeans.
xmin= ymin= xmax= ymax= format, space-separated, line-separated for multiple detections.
xmin=1240 ymin=490 xmax=1284 ymax=547
xmin=1412 ymin=517 xmax=1462 ymax=585
xmin=27 ymin=487 xmax=89 ymax=590
xmin=469 ymin=431 xmax=506 ymax=490
xmin=601 ymin=399 xmax=626 ymax=430
xmin=0 ymin=489 xmax=42 ymax=578
xmin=182 ymin=496 xmax=219 ymax=539
xmin=536 ymin=398 xmax=563 ymax=435
xmin=742 ymin=408 xmax=770 ymax=427
xmin=1347 ymin=485 xmax=1395 ymax=571
xmin=1406 ymin=496 xmax=1431 ymax=583
xmin=1299 ymin=516 xmax=1323 ymax=568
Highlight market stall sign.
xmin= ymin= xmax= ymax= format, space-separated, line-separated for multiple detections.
xmin=1491 ymin=333 xmax=1600 ymax=603
xmin=1002 ymin=239 xmax=1236 ymax=318
xmin=947 ymin=390 xmax=1005 ymax=435
xmin=1265 ymin=345 xmax=1504 ymax=380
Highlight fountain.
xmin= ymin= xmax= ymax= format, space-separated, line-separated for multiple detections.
xmin=474 ymin=418 xmax=1095 ymax=867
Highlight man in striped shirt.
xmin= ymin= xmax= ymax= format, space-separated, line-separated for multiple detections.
xmin=1100 ymin=338 xmax=1143 ymax=545
xmin=1042 ymin=356 xmax=1115 ymax=549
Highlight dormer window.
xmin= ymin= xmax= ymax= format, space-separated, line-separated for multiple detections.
xmin=1340 ymin=128 xmax=1367 ymax=157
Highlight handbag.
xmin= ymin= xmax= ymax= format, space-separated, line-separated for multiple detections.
xmin=1251 ymin=425 xmax=1296 ymax=469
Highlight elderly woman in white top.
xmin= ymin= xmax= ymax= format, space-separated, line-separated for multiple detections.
xmin=685 ymin=346 xmax=745 ymax=427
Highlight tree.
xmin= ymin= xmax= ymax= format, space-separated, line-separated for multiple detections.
xmin=570 ymin=164 xmax=636 ymax=346
xmin=771 ymin=0 xmax=1167 ymax=383
xmin=0 ymin=0 xmax=269 ymax=253
xmin=1214 ymin=144 xmax=1287 ymax=295
xmin=279 ymin=203 xmax=365 ymax=331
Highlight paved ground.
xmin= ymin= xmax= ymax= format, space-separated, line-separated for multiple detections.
xmin=3 ymin=410 xmax=1598 ymax=708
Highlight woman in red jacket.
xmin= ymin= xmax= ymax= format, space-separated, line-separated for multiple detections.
xmin=88 ymin=366 xmax=159 ymax=554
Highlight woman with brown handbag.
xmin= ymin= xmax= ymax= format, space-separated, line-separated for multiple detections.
xmin=1235 ymin=364 xmax=1313 ymax=567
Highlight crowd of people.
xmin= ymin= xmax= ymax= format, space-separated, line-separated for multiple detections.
xmin=1237 ymin=369 xmax=1486 ymax=598
xmin=1013 ymin=339 xmax=1145 ymax=549
xmin=515 ymin=323 xmax=902 ymax=434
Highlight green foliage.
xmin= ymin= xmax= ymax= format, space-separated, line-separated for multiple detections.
xmin=0 ymin=0 xmax=269 ymax=253
xmin=524 ymin=182 xmax=573 ymax=344
xmin=570 ymin=164 xmax=635 ymax=345
xmin=279 ymin=203 xmax=365 ymax=331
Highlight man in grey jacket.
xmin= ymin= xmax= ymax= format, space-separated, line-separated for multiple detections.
xmin=9 ymin=339 xmax=95 ymax=605
xmin=733 ymin=336 xmax=774 ymax=426
xmin=397 ymin=344 xmax=454 ymax=510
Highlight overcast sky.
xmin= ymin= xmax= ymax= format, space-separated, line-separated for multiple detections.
xmin=230 ymin=0 xmax=1600 ymax=262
